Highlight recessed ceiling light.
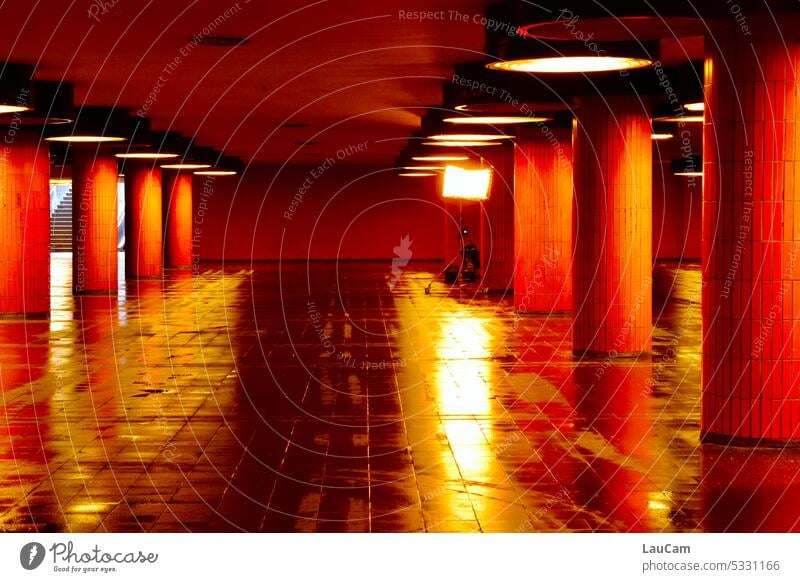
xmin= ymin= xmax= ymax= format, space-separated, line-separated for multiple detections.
xmin=487 ymin=56 xmax=652 ymax=73
xmin=443 ymin=116 xmax=551 ymax=125
xmin=161 ymin=163 xmax=212 ymax=170
xmin=651 ymin=133 xmax=674 ymax=140
xmin=46 ymin=135 xmax=126 ymax=143
xmin=115 ymin=153 xmax=179 ymax=159
xmin=674 ymin=171 xmax=703 ymax=177
xmin=423 ymin=140 xmax=501 ymax=147
xmin=684 ymin=102 xmax=704 ymax=112
xmin=412 ymin=155 xmax=469 ymax=161
xmin=402 ymin=166 xmax=445 ymax=171
xmin=399 ymin=172 xmax=436 ymax=177
xmin=428 ymin=133 xmax=512 ymax=141
xmin=194 ymin=170 xmax=238 ymax=176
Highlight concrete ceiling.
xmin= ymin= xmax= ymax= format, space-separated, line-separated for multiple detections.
xmin=0 ymin=0 xmax=495 ymax=164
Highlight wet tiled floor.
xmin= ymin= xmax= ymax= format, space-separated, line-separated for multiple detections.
xmin=1 ymin=256 xmax=800 ymax=532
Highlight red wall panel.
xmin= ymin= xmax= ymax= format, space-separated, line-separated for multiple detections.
xmin=192 ymin=165 xmax=444 ymax=261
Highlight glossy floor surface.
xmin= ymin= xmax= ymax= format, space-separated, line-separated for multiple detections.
xmin=1 ymin=256 xmax=800 ymax=532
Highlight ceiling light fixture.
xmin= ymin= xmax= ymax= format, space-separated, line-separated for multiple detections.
xmin=684 ymin=102 xmax=704 ymax=112
xmin=428 ymin=133 xmax=512 ymax=141
xmin=161 ymin=163 xmax=212 ymax=170
xmin=651 ymin=133 xmax=674 ymax=140
xmin=194 ymin=170 xmax=238 ymax=176
xmin=399 ymin=172 xmax=436 ymax=177
xmin=412 ymin=155 xmax=470 ymax=162
xmin=0 ymin=104 xmax=30 ymax=115
xmin=487 ymin=56 xmax=652 ymax=74
xmin=46 ymin=135 xmax=126 ymax=143
xmin=653 ymin=115 xmax=704 ymax=123
xmin=403 ymin=165 xmax=445 ymax=171
xmin=423 ymin=140 xmax=501 ymax=147
xmin=115 ymin=152 xmax=179 ymax=159
xmin=443 ymin=116 xmax=552 ymax=125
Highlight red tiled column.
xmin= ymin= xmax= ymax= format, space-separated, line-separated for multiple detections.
xmin=514 ymin=125 xmax=573 ymax=314
xmin=480 ymin=147 xmax=515 ymax=292
xmin=72 ymin=145 xmax=119 ymax=294
xmin=163 ymin=172 xmax=192 ymax=268
xmin=0 ymin=130 xmax=50 ymax=314
xmin=124 ymin=162 xmax=163 ymax=278
xmin=702 ymin=14 xmax=800 ymax=444
xmin=573 ymin=95 xmax=652 ymax=354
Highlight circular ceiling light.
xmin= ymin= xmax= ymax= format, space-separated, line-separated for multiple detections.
xmin=653 ymin=115 xmax=704 ymax=123
xmin=0 ymin=104 xmax=31 ymax=115
xmin=443 ymin=116 xmax=552 ymax=125
xmin=651 ymin=133 xmax=674 ymax=140
xmin=194 ymin=170 xmax=238 ymax=176
xmin=675 ymin=171 xmax=703 ymax=177
xmin=423 ymin=140 xmax=501 ymax=147
xmin=161 ymin=163 xmax=212 ymax=170
xmin=428 ymin=133 xmax=512 ymax=141
xmin=46 ymin=135 xmax=126 ymax=143
xmin=487 ymin=56 xmax=652 ymax=74
xmin=412 ymin=155 xmax=469 ymax=162
xmin=684 ymin=102 xmax=704 ymax=112
xmin=398 ymin=172 xmax=436 ymax=177
xmin=115 ymin=152 xmax=179 ymax=159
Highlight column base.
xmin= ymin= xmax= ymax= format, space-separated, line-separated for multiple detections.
xmin=572 ymin=348 xmax=651 ymax=358
xmin=0 ymin=311 xmax=49 ymax=320
xmin=73 ymin=289 xmax=119 ymax=296
xmin=702 ymin=432 xmax=800 ymax=448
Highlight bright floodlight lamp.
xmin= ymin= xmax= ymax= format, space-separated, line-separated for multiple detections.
xmin=0 ymin=62 xmax=34 ymax=115
xmin=442 ymin=165 xmax=493 ymax=201
xmin=45 ymin=105 xmax=130 ymax=143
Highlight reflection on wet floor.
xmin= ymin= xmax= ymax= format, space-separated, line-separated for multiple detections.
xmin=1 ymin=256 xmax=799 ymax=532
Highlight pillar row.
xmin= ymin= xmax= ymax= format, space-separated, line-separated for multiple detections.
xmin=125 ymin=162 xmax=163 ymax=278
xmin=702 ymin=13 xmax=800 ymax=444
xmin=163 ymin=172 xmax=192 ymax=269
xmin=72 ymin=145 xmax=118 ymax=295
xmin=514 ymin=125 xmax=573 ymax=314
xmin=572 ymin=94 xmax=653 ymax=354
xmin=0 ymin=130 xmax=50 ymax=314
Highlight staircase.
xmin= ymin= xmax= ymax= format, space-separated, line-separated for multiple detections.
xmin=50 ymin=190 xmax=73 ymax=251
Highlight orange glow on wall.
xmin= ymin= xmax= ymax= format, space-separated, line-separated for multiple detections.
xmin=573 ymin=95 xmax=652 ymax=354
xmin=0 ymin=130 xmax=50 ymax=314
xmin=514 ymin=126 xmax=573 ymax=314
xmin=163 ymin=173 xmax=193 ymax=268
xmin=125 ymin=163 xmax=163 ymax=278
xmin=72 ymin=146 xmax=119 ymax=294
